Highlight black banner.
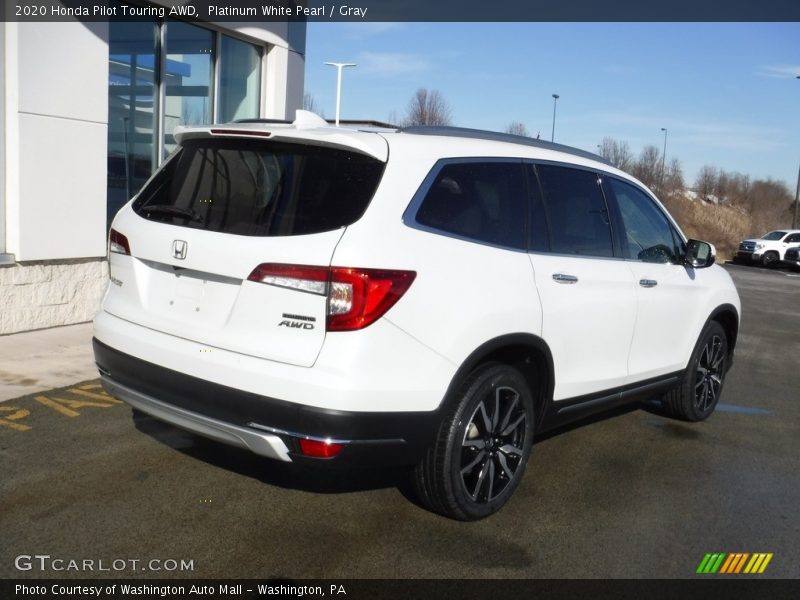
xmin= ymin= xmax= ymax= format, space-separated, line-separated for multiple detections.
xmin=2 ymin=0 xmax=799 ymax=22
xmin=2 ymin=579 xmax=800 ymax=600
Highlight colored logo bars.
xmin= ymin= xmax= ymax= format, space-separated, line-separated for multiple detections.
xmin=696 ymin=553 xmax=773 ymax=574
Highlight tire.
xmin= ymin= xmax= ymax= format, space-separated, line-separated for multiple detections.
xmin=412 ymin=363 xmax=535 ymax=520
xmin=761 ymin=252 xmax=778 ymax=268
xmin=663 ymin=321 xmax=728 ymax=422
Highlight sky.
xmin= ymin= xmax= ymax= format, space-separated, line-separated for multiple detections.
xmin=304 ymin=22 xmax=800 ymax=190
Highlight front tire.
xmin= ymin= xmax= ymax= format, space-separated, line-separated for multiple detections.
xmin=663 ymin=321 xmax=728 ymax=421
xmin=761 ymin=252 xmax=778 ymax=268
xmin=412 ymin=363 xmax=534 ymax=520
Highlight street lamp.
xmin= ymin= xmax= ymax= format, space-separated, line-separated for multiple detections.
xmin=794 ymin=76 xmax=800 ymax=228
xmin=659 ymin=127 xmax=668 ymax=194
xmin=324 ymin=62 xmax=356 ymax=127
xmin=551 ymin=94 xmax=559 ymax=142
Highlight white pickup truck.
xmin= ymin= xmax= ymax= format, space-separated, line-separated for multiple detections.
xmin=735 ymin=230 xmax=800 ymax=267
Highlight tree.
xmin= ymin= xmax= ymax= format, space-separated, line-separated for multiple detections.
xmin=404 ymin=88 xmax=453 ymax=126
xmin=663 ymin=158 xmax=685 ymax=199
xmin=632 ymin=145 xmax=661 ymax=191
xmin=505 ymin=121 xmax=529 ymax=137
xmin=694 ymin=165 xmax=718 ymax=200
xmin=598 ymin=137 xmax=634 ymax=172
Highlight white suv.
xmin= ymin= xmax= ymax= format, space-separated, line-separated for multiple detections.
xmin=94 ymin=112 xmax=741 ymax=520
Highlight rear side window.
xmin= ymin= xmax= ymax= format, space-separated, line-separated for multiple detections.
xmin=133 ymin=139 xmax=385 ymax=236
xmin=414 ymin=161 xmax=526 ymax=250
xmin=535 ymin=164 xmax=614 ymax=257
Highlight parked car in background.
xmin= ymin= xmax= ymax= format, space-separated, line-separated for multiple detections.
xmin=735 ymin=230 xmax=800 ymax=267
xmin=94 ymin=113 xmax=741 ymax=520
xmin=782 ymin=246 xmax=800 ymax=272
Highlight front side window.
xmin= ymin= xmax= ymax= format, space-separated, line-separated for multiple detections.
xmin=607 ymin=178 xmax=683 ymax=264
xmin=415 ymin=161 xmax=526 ymax=250
xmin=133 ymin=139 xmax=385 ymax=237
xmin=535 ymin=164 xmax=614 ymax=257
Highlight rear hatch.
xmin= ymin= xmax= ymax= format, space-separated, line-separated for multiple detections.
xmin=104 ymin=128 xmax=388 ymax=367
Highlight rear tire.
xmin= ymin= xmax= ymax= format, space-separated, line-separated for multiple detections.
xmin=412 ymin=363 xmax=534 ymax=520
xmin=663 ymin=321 xmax=728 ymax=422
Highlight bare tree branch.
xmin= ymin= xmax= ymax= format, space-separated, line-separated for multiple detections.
xmin=404 ymin=88 xmax=453 ymax=126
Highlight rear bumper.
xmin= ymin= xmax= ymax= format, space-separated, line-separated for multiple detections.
xmin=93 ymin=338 xmax=441 ymax=467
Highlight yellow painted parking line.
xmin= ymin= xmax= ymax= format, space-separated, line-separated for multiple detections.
xmin=1 ymin=382 xmax=123 ymax=433
xmin=0 ymin=406 xmax=32 ymax=431
xmin=68 ymin=388 xmax=122 ymax=403
xmin=78 ymin=383 xmax=105 ymax=391
xmin=35 ymin=395 xmax=80 ymax=417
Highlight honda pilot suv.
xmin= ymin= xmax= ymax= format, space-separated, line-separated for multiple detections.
xmin=94 ymin=112 xmax=741 ymax=520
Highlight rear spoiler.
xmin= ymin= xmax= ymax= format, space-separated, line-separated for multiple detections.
xmin=174 ymin=111 xmax=389 ymax=162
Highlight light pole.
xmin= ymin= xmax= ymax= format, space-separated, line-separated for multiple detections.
xmin=794 ymin=76 xmax=800 ymax=228
xmin=551 ymin=94 xmax=559 ymax=142
xmin=659 ymin=127 xmax=668 ymax=194
xmin=324 ymin=62 xmax=356 ymax=126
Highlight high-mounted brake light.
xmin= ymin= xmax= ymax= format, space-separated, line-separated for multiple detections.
xmin=247 ymin=263 xmax=416 ymax=331
xmin=210 ymin=128 xmax=272 ymax=137
xmin=109 ymin=228 xmax=131 ymax=255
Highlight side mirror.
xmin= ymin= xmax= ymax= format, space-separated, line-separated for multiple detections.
xmin=685 ymin=239 xmax=716 ymax=268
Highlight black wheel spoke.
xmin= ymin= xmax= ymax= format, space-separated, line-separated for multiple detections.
xmin=496 ymin=452 xmax=514 ymax=480
xmin=461 ymin=449 xmax=487 ymax=475
xmin=497 ymin=388 xmax=519 ymax=432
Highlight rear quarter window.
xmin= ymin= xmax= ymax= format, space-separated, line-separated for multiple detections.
xmin=412 ymin=161 xmax=527 ymax=250
xmin=133 ymin=138 xmax=385 ymax=236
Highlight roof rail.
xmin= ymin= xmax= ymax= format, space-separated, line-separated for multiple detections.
xmin=326 ymin=119 xmax=399 ymax=129
xmin=399 ymin=125 xmax=611 ymax=165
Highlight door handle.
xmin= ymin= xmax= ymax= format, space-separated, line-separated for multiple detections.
xmin=639 ymin=279 xmax=658 ymax=288
xmin=552 ymin=273 xmax=578 ymax=284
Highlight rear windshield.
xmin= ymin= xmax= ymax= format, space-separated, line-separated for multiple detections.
xmin=132 ymin=138 xmax=385 ymax=236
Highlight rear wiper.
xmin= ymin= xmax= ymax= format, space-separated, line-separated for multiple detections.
xmin=142 ymin=204 xmax=202 ymax=222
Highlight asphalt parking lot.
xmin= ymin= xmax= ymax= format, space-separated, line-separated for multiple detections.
xmin=1 ymin=265 xmax=798 ymax=580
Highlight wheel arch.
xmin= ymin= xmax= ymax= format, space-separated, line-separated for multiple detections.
xmin=440 ymin=334 xmax=555 ymax=431
xmin=707 ymin=303 xmax=739 ymax=367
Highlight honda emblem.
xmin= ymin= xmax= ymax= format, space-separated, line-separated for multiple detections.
xmin=172 ymin=240 xmax=188 ymax=260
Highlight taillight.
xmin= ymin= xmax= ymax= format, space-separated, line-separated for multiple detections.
xmin=247 ymin=263 xmax=416 ymax=331
xmin=326 ymin=267 xmax=416 ymax=331
xmin=109 ymin=229 xmax=131 ymax=255
xmin=248 ymin=263 xmax=328 ymax=295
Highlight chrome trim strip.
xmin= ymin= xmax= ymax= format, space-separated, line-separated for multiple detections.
xmin=101 ymin=375 xmax=292 ymax=461
xmin=246 ymin=422 xmax=351 ymax=446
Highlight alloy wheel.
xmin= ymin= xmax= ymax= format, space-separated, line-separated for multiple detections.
xmin=694 ymin=334 xmax=725 ymax=412
xmin=460 ymin=385 xmax=528 ymax=503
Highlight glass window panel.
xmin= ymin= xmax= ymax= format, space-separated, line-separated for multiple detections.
xmin=163 ymin=21 xmax=213 ymax=156
xmin=106 ymin=16 xmax=158 ymax=230
xmin=133 ymin=139 xmax=385 ymax=237
xmin=608 ymin=178 xmax=682 ymax=263
xmin=218 ymin=35 xmax=262 ymax=122
xmin=416 ymin=162 xmax=527 ymax=250
xmin=536 ymin=165 xmax=614 ymax=258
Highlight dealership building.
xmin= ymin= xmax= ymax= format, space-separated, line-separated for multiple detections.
xmin=0 ymin=4 xmax=305 ymax=334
